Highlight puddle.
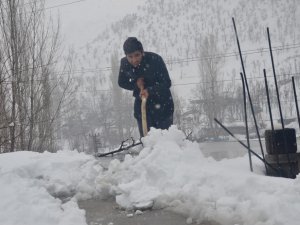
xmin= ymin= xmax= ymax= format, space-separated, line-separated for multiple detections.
xmin=78 ymin=197 xmax=208 ymax=225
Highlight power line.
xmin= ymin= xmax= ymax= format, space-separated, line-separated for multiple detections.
xmin=43 ymin=0 xmax=87 ymax=11
xmin=2 ymin=42 xmax=299 ymax=80
xmin=1 ymin=72 xmax=300 ymax=89
xmin=173 ymin=72 xmax=300 ymax=86
xmin=23 ymin=0 xmax=87 ymax=10
xmin=58 ymin=73 xmax=300 ymax=94
xmin=2 ymin=0 xmax=87 ymax=11
xmin=1 ymin=1 xmax=299 ymax=79
xmin=56 ymin=43 xmax=300 ymax=75
xmin=165 ymin=43 xmax=300 ymax=64
xmin=1 ymin=42 xmax=299 ymax=86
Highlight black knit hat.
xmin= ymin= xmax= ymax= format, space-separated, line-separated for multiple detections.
xmin=123 ymin=37 xmax=143 ymax=55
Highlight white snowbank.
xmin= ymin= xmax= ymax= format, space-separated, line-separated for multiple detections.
xmin=1 ymin=126 xmax=300 ymax=225
xmin=0 ymin=151 xmax=103 ymax=225
xmin=104 ymin=126 xmax=300 ymax=225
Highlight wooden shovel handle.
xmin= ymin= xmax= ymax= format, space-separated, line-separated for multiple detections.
xmin=140 ymin=86 xmax=148 ymax=136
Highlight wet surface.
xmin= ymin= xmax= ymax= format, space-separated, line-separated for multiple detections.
xmin=199 ymin=139 xmax=264 ymax=160
xmin=78 ymin=198 xmax=201 ymax=225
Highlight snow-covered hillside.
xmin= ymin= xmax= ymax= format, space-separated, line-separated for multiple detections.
xmin=54 ymin=0 xmax=300 ymax=149
xmin=71 ymin=0 xmax=300 ymax=105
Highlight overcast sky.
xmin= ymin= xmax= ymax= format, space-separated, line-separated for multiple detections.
xmin=45 ymin=0 xmax=145 ymax=48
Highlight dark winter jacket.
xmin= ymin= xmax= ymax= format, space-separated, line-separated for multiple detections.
xmin=118 ymin=52 xmax=174 ymax=120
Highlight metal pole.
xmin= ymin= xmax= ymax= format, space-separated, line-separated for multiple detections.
xmin=263 ymin=69 xmax=274 ymax=131
xmin=292 ymin=76 xmax=300 ymax=129
xmin=267 ymin=27 xmax=293 ymax=176
xmin=214 ymin=118 xmax=279 ymax=173
xmin=267 ymin=28 xmax=285 ymax=128
xmin=264 ymin=69 xmax=282 ymax=176
xmin=232 ymin=18 xmax=267 ymax=172
xmin=241 ymin=72 xmax=253 ymax=172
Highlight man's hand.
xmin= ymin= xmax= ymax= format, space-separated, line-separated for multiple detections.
xmin=140 ymin=89 xmax=149 ymax=99
xmin=136 ymin=77 xmax=145 ymax=89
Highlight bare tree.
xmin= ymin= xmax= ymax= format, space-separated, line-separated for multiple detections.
xmin=172 ymin=90 xmax=184 ymax=129
xmin=110 ymin=53 xmax=124 ymax=140
xmin=194 ymin=34 xmax=225 ymax=138
xmin=109 ymin=52 xmax=136 ymax=142
xmin=0 ymin=0 xmax=73 ymax=153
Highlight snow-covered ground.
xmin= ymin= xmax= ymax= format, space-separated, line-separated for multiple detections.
xmin=1 ymin=126 xmax=300 ymax=225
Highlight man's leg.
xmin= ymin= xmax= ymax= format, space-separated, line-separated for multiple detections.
xmin=155 ymin=114 xmax=173 ymax=130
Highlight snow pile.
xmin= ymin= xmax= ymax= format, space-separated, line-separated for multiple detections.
xmin=103 ymin=126 xmax=300 ymax=225
xmin=1 ymin=126 xmax=300 ymax=225
xmin=0 ymin=151 xmax=103 ymax=225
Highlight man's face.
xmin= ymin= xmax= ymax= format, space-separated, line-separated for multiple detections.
xmin=126 ymin=50 xmax=143 ymax=67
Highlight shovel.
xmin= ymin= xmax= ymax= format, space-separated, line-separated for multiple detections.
xmin=140 ymin=86 xmax=148 ymax=136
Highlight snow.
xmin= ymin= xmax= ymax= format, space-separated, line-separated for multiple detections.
xmin=1 ymin=126 xmax=300 ymax=225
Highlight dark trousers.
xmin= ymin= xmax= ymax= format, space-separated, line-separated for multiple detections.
xmin=137 ymin=114 xmax=173 ymax=137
